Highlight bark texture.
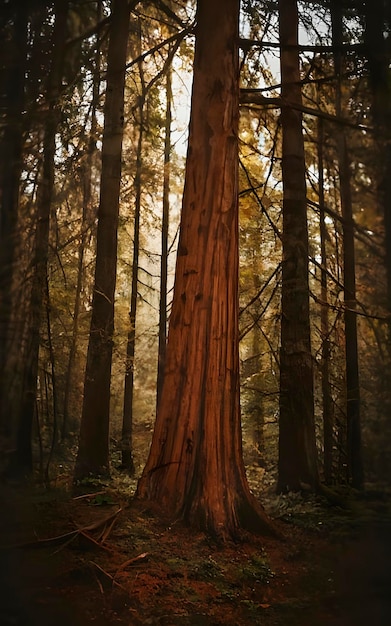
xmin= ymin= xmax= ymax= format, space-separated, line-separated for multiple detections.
xmin=317 ymin=119 xmax=334 ymax=485
xmin=277 ymin=0 xmax=319 ymax=493
xmin=332 ymin=1 xmax=363 ymax=489
xmin=364 ymin=1 xmax=391 ymax=320
xmin=156 ymin=67 xmax=172 ymax=409
xmin=62 ymin=0 xmax=102 ymax=441
xmin=121 ymin=78 xmax=144 ymax=474
xmin=0 ymin=4 xmax=27 ymax=430
xmin=137 ymin=0 xmax=274 ymax=539
xmin=12 ymin=0 xmax=68 ymax=474
xmin=75 ymin=0 xmax=130 ymax=479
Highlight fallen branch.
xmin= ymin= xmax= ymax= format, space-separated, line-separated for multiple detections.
xmin=72 ymin=490 xmax=107 ymax=501
xmin=116 ymin=552 xmax=149 ymax=573
xmin=90 ymin=560 xmax=127 ymax=592
xmin=0 ymin=507 xmax=123 ymax=551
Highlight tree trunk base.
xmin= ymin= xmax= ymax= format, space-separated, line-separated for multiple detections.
xmin=119 ymin=450 xmax=135 ymax=476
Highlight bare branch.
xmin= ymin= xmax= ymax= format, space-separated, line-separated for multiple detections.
xmin=240 ymin=90 xmax=373 ymax=133
xmin=239 ymin=37 xmax=366 ymax=54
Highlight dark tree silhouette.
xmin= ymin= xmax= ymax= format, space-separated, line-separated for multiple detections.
xmin=277 ymin=0 xmax=319 ymax=493
xmin=75 ymin=0 xmax=131 ymax=480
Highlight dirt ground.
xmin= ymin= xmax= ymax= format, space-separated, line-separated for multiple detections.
xmin=0 ymin=475 xmax=390 ymax=626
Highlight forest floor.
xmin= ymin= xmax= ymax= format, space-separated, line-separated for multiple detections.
xmin=1 ymin=467 xmax=391 ymax=626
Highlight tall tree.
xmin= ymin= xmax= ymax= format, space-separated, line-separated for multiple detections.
xmin=317 ymin=118 xmax=334 ymax=484
xmin=121 ymin=47 xmax=145 ymax=474
xmin=62 ymin=0 xmax=103 ymax=441
xmin=276 ymin=0 xmax=319 ymax=493
xmin=156 ymin=64 xmax=172 ymax=409
xmin=74 ymin=0 xmax=131 ymax=480
xmin=10 ymin=0 xmax=68 ymax=474
xmin=136 ymin=0 xmax=275 ymax=539
xmin=363 ymin=0 xmax=391 ymax=481
xmin=364 ymin=0 xmax=391 ymax=323
xmin=0 ymin=1 xmax=28 ymax=430
xmin=331 ymin=0 xmax=363 ymax=489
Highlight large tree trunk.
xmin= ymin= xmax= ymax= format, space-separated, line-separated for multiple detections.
xmin=74 ymin=0 xmax=131 ymax=480
xmin=364 ymin=0 xmax=391 ymax=319
xmin=10 ymin=0 xmax=68 ymax=475
xmin=136 ymin=0 xmax=275 ymax=540
xmin=0 ymin=4 xmax=27 ymax=430
xmin=364 ymin=1 xmax=391 ymax=473
xmin=276 ymin=0 xmax=319 ymax=493
xmin=332 ymin=0 xmax=363 ymax=489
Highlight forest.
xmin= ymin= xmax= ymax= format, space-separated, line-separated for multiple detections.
xmin=0 ymin=0 xmax=391 ymax=624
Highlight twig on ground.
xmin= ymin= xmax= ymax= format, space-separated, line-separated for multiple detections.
xmin=73 ymin=490 xmax=107 ymax=500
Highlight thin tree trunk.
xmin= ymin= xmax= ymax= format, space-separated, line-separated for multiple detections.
xmin=10 ymin=1 xmax=68 ymax=475
xmin=277 ymin=0 xmax=319 ymax=493
xmin=62 ymin=1 xmax=102 ymax=441
xmin=331 ymin=1 xmax=363 ymax=489
xmin=62 ymin=166 xmax=91 ymax=440
xmin=44 ymin=275 xmax=59 ymax=482
xmin=338 ymin=136 xmax=363 ymax=489
xmin=75 ymin=0 xmax=131 ymax=480
xmin=156 ymin=64 xmax=172 ymax=409
xmin=249 ymin=270 xmax=265 ymax=466
xmin=137 ymin=0 xmax=276 ymax=540
xmin=250 ymin=332 xmax=265 ymax=466
xmin=318 ymin=118 xmax=334 ymax=484
xmin=121 ymin=51 xmax=145 ymax=474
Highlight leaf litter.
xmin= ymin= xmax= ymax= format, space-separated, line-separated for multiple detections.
xmin=1 ymin=474 xmax=391 ymax=625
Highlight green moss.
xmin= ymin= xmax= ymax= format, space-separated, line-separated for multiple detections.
xmin=189 ymin=556 xmax=225 ymax=581
xmin=238 ymin=553 xmax=274 ymax=584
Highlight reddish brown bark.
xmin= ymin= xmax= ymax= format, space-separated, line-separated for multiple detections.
xmin=137 ymin=0 xmax=274 ymax=539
